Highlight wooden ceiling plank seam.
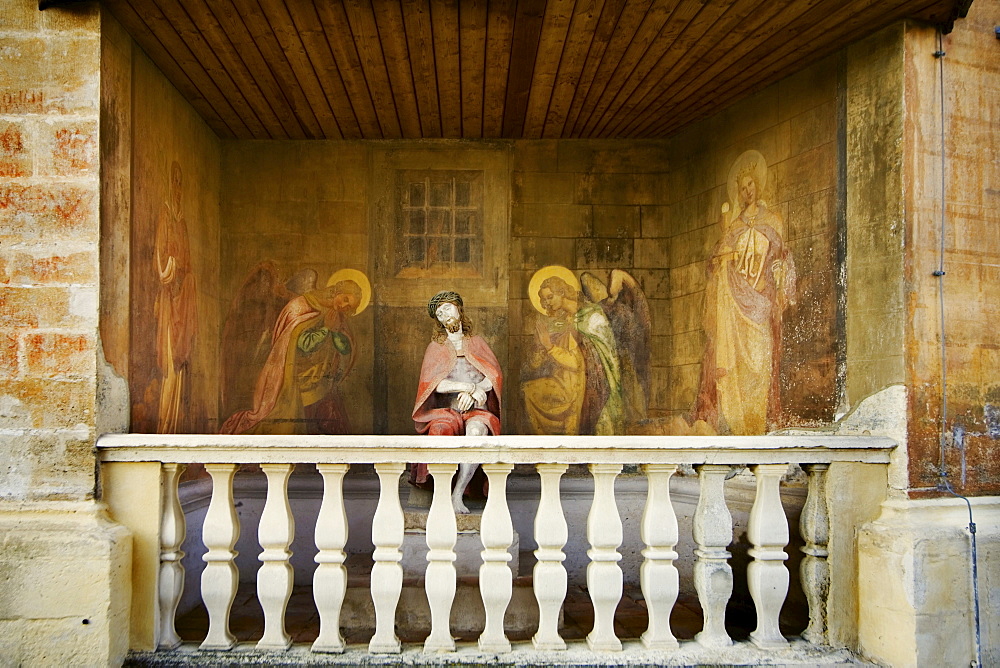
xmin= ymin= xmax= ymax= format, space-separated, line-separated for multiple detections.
xmin=151 ymin=0 xmax=274 ymax=138
xmin=561 ymin=0 xmax=627 ymax=137
xmin=576 ymin=0 xmax=659 ymax=138
xmin=541 ymin=0 xmax=608 ymax=138
xmin=501 ymin=0 xmax=548 ymax=138
xmin=429 ymin=0 xmax=463 ymax=138
xmin=600 ymin=0 xmax=757 ymax=138
xmin=170 ymin=0 xmax=295 ymax=138
xmin=341 ymin=0 xmax=404 ymax=138
xmin=201 ymin=0 xmax=314 ymax=139
xmin=482 ymin=0 xmax=517 ymax=138
xmin=639 ymin=0 xmax=916 ymax=136
xmin=582 ymin=0 xmax=701 ymax=138
xmin=231 ymin=0 xmax=336 ymax=139
xmin=122 ymin=3 xmax=258 ymax=138
xmin=315 ymin=1 xmax=383 ymax=138
xmin=459 ymin=0 xmax=489 ymax=138
xmin=399 ymin=0 xmax=443 ymax=137
xmin=522 ymin=0 xmax=575 ymax=139
xmin=569 ymin=0 xmax=650 ymax=137
xmin=371 ymin=0 xmax=424 ymax=138
xmin=639 ymin=0 xmax=921 ymax=136
xmin=619 ymin=0 xmax=825 ymax=137
xmin=103 ymin=0 xmax=241 ymax=138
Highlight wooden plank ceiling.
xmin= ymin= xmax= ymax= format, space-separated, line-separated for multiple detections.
xmin=104 ymin=0 xmax=969 ymax=140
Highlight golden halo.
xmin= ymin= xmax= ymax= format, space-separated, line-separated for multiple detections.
xmin=726 ymin=150 xmax=769 ymax=207
xmin=528 ymin=265 xmax=581 ymax=315
xmin=326 ymin=268 xmax=372 ymax=315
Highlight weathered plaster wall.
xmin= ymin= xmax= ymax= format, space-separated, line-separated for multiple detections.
xmin=902 ymin=5 xmax=1000 ymax=495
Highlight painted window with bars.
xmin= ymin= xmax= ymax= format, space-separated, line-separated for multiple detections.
xmin=395 ymin=170 xmax=484 ymax=278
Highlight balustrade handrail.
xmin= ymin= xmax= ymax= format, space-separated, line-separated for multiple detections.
xmin=96 ymin=433 xmax=895 ymax=464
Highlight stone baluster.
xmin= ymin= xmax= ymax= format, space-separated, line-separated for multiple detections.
xmin=312 ymin=463 xmax=350 ymax=653
xmin=532 ymin=463 xmax=568 ymax=651
xmin=158 ymin=462 xmax=186 ymax=650
xmin=640 ymin=463 xmax=679 ymax=649
xmin=200 ymin=463 xmax=240 ymax=651
xmin=799 ymin=463 xmax=830 ymax=644
xmin=586 ymin=463 xmax=624 ymax=652
xmin=693 ymin=464 xmax=734 ymax=648
xmin=424 ymin=463 xmax=458 ymax=653
xmin=748 ymin=463 xmax=790 ymax=648
xmin=256 ymin=463 xmax=295 ymax=650
xmin=479 ymin=463 xmax=514 ymax=653
xmin=369 ymin=462 xmax=405 ymax=654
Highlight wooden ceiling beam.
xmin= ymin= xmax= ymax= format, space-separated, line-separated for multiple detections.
xmin=342 ymin=0 xmax=404 ymax=138
xmin=372 ymin=0 xmax=423 ymax=139
xmin=103 ymin=0 xmax=242 ymax=138
xmin=150 ymin=0 xmax=274 ymax=139
xmin=502 ymin=0 xmax=546 ymax=138
xmin=483 ymin=0 xmax=517 ymax=138
xmin=430 ymin=0 xmax=463 ymax=137
xmin=541 ymin=0 xmax=607 ymax=138
xmin=400 ymin=0 xmax=443 ymax=137
xmin=522 ymin=0 xmax=574 ymax=139
xmin=561 ymin=0 xmax=627 ymax=137
xmin=316 ymin=1 xmax=383 ymax=138
xmin=460 ymin=0 xmax=490 ymax=138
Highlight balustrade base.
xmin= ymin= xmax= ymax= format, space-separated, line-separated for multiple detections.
xmin=125 ymin=638 xmax=866 ymax=666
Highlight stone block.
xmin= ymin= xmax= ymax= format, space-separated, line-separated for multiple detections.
xmin=634 ymin=237 xmax=668 ymax=269
xmin=670 ymin=261 xmax=707 ymax=298
xmin=0 ymin=331 xmax=17 ymax=377
xmin=640 ymin=204 xmax=670 ymax=237
xmin=576 ymin=237 xmax=633 ymax=269
xmin=670 ymin=292 xmax=703 ymax=334
xmin=631 ymin=268 xmax=669 ymax=299
xmin=512 ymin=171 xmax=576 ymax=204
xmin=511 ymin=202 xmax=591 ymax=237
xmin=789 ymin=101 xmax=838 ymax=157
xmin=0 ymin=378 xmax=95 ymax=429
xmin=0 ymin=248 xmax=98 ymax=286
xmin=576 ymin=172 xmax=669 ymax=206
xmin=0 ymin=184 xmax=98 ymax=240
xmin=786 ymin=188 xmax=837 ymax=242
xmin=512 ymin=139 xmax=559 ymax=172
xmin=774 ymin=142 xmax=837 ymax=203
xmin=666 ymin=363 xmax=700 ymax=410
xmin=650 ymin=334 xmax=670 ymax=367
xmin=24 ymin=332 xmax=95 ymax=379
xmin=778 ymin=53 xmax=840 ymax=122
xmin=0 ymin=119 xmax=31 ymax=177
xmin=556 ymin=139 xmax=671 ymax=173
xmin=510 ymin=236 xmax=575 ymax=270
xmin=669 ymin=224 xmax=716 ymax=268
xmin=0 ymin=504 xmax=130 ymax=667
xmin=36 ymin=119 xmax=98 ymax=177
xmin=672 ymin=329 xmax=705 ymax=366
xmin=647 ymin=298 xmax=670 ymax=333
xmin=0 ymin=286 xmax=87 ymax=328
xmin=39 ymin=2 xmax=101 ymax=32
xmin=592 ymin=205 xmax=640 ymax=238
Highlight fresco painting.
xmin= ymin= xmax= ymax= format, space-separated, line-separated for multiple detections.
xmin=220 ymin=267 xmax=371 ymax=435
xmin=521 ymin=265 xmax=650 ymax=436
xmin=692 ymin=151 xmax=797 ymax=435
xmin=153 ymin=161 xmax=197 ymax=434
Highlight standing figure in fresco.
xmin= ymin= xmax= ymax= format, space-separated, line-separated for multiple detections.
xmin=220 ymin=269 xmax=371 ymax=435
xmin=694 ymin=151 xmax=796 ymax=434
xmin=522 ymin=266 xmax=625 ymax=435
xmin=412 ymin=291 xmax=502 ymax=514
xmin=154 ymin=161 xmax=197 ymax=434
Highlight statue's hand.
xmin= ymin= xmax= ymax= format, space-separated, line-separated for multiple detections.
xmin=455 ymin=391 xmax=475 ymax=413
xmin=471 ymin=387 xmax=487 ymax=407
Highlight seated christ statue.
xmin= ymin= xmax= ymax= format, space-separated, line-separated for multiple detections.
xmin=411 ymin=290 xmax=502 ymax=513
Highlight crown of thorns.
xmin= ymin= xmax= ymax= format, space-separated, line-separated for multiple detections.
xmin=428 ymin=291 xmax=463 ymax=319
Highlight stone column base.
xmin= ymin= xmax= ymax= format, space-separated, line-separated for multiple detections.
xmin=0 ymin=501 xmax=132 ymax=667
xmin=858 ymin=495 xmax=999 ymax=667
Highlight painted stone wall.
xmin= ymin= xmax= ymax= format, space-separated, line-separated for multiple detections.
xmin=903 ymin=4 xmax=1000 ymax=495
xmin=217 ymin=49 xmax=844 ymax=440
xmin=127 ymin=45 xmax=221 ymax=435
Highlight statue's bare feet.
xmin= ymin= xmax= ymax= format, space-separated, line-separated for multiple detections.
xmin=452 ymin=494 xmax=471 ymax=514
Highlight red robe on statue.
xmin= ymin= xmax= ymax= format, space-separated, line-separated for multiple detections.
xmin=410 ymin=335 xmax=503 ymax=485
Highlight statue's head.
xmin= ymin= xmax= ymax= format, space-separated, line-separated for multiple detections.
xmin=428 ymin=290 xmax=472 ymax=340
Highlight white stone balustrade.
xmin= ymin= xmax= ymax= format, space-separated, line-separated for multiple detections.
xmin=96 ymin=433 xmax=894 ymax=662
